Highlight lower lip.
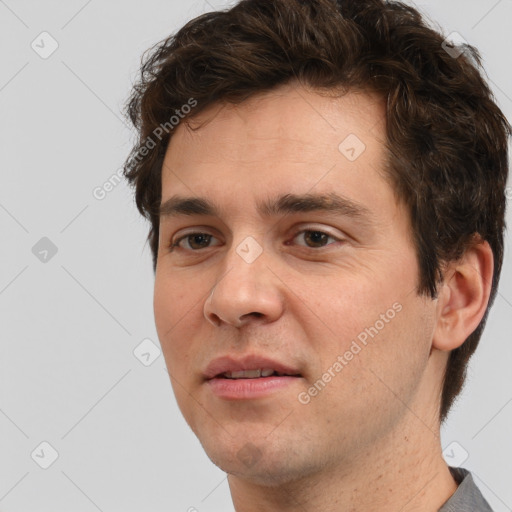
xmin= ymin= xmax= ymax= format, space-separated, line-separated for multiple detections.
xmin=207 ymin=376 xmax=301 ymax=400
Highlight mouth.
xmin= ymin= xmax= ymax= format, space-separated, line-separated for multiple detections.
xmin=204 ymin=356 xmax=303 ymax=400
xmin=215 ymin=368 xmax=301 ymax=379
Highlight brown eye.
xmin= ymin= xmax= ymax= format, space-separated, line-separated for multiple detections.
xmin=293 ymin=230 xmax=339 ymax=248
xmin=172 ymin=233 xmax=220 ymax=251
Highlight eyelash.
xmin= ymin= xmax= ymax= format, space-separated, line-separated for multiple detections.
xmin=169 ymin=229 xmax=344 ymax=252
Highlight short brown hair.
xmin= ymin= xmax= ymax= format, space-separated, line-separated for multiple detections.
xmin=123 ymin=0 xmax=510 ymax=422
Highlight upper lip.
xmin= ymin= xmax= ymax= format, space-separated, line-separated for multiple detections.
xmin=203 ymin=354 xmax=302 ymax=380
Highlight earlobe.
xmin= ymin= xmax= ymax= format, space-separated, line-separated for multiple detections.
xmin=432 ymin=239 xmax=494 ymax=352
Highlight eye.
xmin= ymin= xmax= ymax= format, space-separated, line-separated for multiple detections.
xmin=171 ymin=232 xmax=221 ymax=251
xmin=169 ymin=228 xmax=344 ymax=253
xmin=290 ymin=229 xmax=342 ymax=249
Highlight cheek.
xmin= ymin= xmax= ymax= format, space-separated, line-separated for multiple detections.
xmin=294 ymin=254 xmax=424 ymax=386
xmin=295 ymin=271 xmax=394 ymax=346
xmin=153 ymin=269 xmax=213 ymax=379
xmin=304 ymin=299 xmax=433 ymax=447
xmin=153 ymin=265 xmax=197 ymax=332
xmin=153 ymin=264 xmax=216 ymax=433
xmin=154 ymin=281 xmax=175 ymax=343
xmin=153 ymin=273 xmax=193 ymax=368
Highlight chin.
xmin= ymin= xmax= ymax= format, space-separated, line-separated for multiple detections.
xmin=200 ymin=436 xmax=319 ymax=487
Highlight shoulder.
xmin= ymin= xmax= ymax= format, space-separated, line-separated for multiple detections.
xmin=438 ymin=467 xmax=494 ymax=512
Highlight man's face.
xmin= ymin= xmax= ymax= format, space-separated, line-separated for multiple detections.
xmin=154 ymin=83 xmax=439 ymax=484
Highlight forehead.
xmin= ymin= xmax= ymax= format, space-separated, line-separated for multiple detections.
xmin=168 ymin=84 xmax=384 ymax=162
xmin=160 ymin=83 xmax=393 ymax=217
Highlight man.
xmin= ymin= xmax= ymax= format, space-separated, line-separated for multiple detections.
xmin=123 ymin=0 xmax=510 ymax=510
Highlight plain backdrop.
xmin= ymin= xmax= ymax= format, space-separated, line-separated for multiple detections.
xmin=1 ymin=0 xmax=511 ymax=511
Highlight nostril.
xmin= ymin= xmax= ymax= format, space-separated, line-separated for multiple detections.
xmin=234 ymin=312 xmax=264 ymax=327
xmin=207 ymin=312 xmax=222 ymax=327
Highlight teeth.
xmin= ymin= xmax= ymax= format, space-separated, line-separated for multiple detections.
xmin=223 ymin=368 xmax=276 ymax=379
xmin=232 ymin=369 xmax=261 ymax=379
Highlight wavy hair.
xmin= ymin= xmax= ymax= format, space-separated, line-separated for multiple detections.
xmin=123 ymin=0 xmax=510 ymax=422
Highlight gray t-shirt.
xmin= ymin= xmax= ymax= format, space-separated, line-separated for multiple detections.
xmin=439 ymin=467 xmax=493 ymax=511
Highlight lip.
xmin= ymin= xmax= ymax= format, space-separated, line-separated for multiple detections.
xmin=203 ymin=354 xmax=303 ymax=400
xmin=203 ymin=354 xmax=301 ymax=380
xmin=207 ymin=375 xmax=301 ymax=400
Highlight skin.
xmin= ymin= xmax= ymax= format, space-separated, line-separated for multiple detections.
xmin=153 ymin=82 xmax=493 ymax=511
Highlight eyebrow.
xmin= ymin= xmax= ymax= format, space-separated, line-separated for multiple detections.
xmin=159 ymin=192 xmax=374 ymax=224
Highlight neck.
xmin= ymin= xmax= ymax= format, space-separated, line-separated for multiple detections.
xmin=228 ymin=408 xmax=457 ymax=511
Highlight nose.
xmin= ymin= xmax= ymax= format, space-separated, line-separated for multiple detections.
xmin=203 ymin=242 xmax=284 ymax=328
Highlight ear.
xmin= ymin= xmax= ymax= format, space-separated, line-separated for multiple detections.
xmin=432 ymin=238 xmax=494 ymax=352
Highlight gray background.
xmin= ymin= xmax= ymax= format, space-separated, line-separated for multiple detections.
xmin=0 ymin=0 xmax=511 ymax=510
